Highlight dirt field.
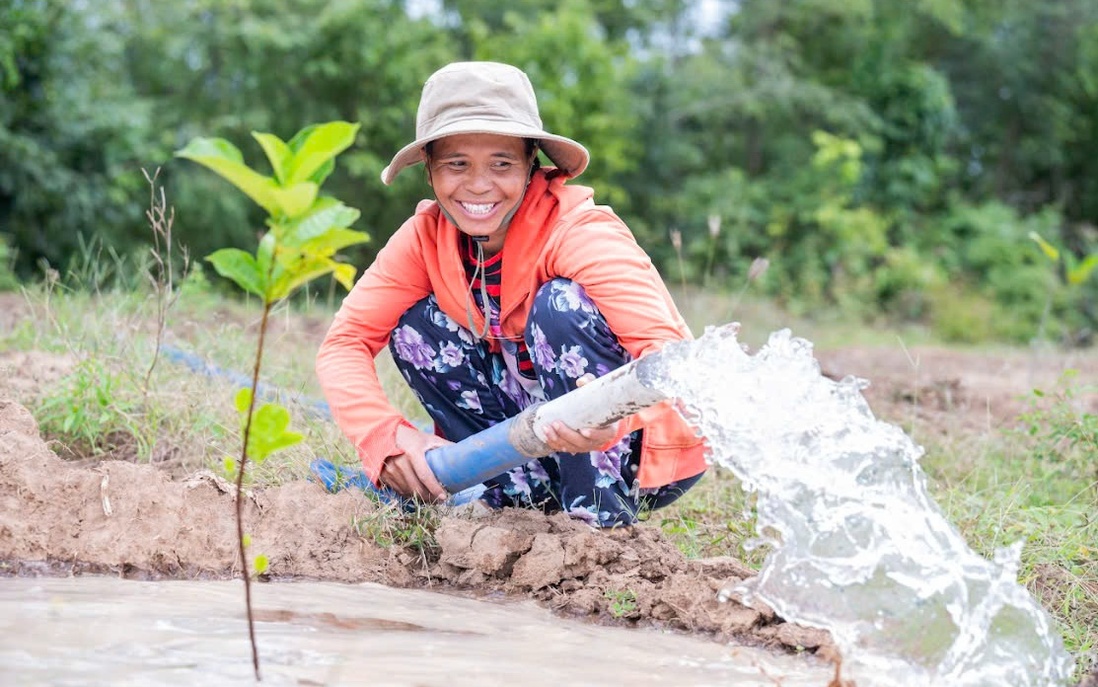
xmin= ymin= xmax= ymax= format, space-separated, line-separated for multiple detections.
xmin=0 ymin=396 xmax=836 ymax=658
xmin=1 ymin=291 xmax=1096 ymax=683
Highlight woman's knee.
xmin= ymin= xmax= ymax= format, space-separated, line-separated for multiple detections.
xmin=527 ymin=279 xmax=629 ymax=374
xmin=528 ymin=279 xmax=602 ymax=343
xmin=389 ymin=296 xmax=461 ymax=373
xmin=394 ymin=295 xmax=439 ymax=332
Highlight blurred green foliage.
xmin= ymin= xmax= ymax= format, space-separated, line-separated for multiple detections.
xmin=1 ymin=0 xmax=1097 ymax=343
xmin=0 ymin=235 xmax=17 ymax=291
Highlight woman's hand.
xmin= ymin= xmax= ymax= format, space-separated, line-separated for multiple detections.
xmin=379 ymin=426 xmax=451 ymax=502
xmin=542 ymin=421 xmax=617 ymax=454
xmin=541 ymin=373 xmax=619 ymax=454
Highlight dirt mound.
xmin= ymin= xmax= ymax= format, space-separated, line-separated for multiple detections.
xmin=0 ymin=398 xmax=834 ymax=661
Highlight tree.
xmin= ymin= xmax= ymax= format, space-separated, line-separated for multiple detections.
xmin=0 ymin=0 xmax=154 ymax=277
xmin=121 ymin=0 xmax=456 ymax=266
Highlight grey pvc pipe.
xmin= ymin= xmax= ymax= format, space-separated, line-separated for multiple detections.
xmin=424 ymin=347 xmax=675 ymax=493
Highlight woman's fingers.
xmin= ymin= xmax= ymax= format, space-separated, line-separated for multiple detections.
xmin=537 ymin=375 xmax=618 ymax=451
xmin=380 ymin=453 xmax=448 ymax=502
xmin=544 ymin=420 xmax=616 ymax=453
xmin=387 ymin=426 xmax=451 ymax=501
xmin=411 ymin=451 xmax=449 ymax=501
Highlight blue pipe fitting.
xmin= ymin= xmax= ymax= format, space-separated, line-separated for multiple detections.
xmin=424 ymin=416 xmax=533 ymax=494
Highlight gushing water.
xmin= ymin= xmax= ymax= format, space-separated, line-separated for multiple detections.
xmin=649 ymin=325 xmax=1075 ymax=686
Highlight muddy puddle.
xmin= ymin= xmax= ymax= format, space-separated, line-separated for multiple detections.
xmin=0 ymin=576 xmax=832 ymax=686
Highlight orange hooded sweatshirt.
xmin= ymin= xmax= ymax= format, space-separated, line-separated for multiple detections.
xmin=316 ymin=168 xmax=707 ymax=489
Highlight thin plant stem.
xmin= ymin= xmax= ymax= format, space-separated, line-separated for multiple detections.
xmin=141 ymin=168 xmax=185 ymax=402
xmin=704 ymin=213 xmax=720 ymax=287
xmin=727 ymin=257 xmax=769 ymax=321
xmin=670 ymin=228 xmax=687 ymax=296
xmin=237 ymin=300 xmax=271 ymax=682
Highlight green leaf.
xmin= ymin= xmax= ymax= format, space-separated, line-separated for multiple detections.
xmin=269 ymin=182 xmax=319 ymax=218
xmin=307 ymin=158 xmax=336 ymax=186
xmin=223 ymin=456 xmax=237 ymax=475
xmin=282 ymin=198 xmax=362 ymax=247
xmin=285 ymin=122 xmax=360 ymax=184
xmin=255 ymin=234 xmax=276 ymax=300
xmin=254 ymin=402 xmax=291 ymax=434
xmin=246 ymin=403 xmax=304 ymax=461
xmin=1067 ymin=254 xmax=1098 ymax=286
xmin=1028 ymin=232 xmax=1060 ymax=262
xmin=252 ymin=132 xmax=292 ymax=184
xmin=253 ymin=553 xmax=269 ymax=575
xmin=267 ymin=255 xmax=340 ymax=302
xmin=175 ymin=137 xmax=280 ymax=215
xmin=287 ymin=125 xmax=336 ymax=184
xmin=331 ymin=262 xmax=358 ymax=291
xmin=234 ymin=388 xmax=253 ymax=414
xmin=242 ymin=533 xmax=252 ymax=549
xmin=299 ymin=228 xmax=371 ymax=257
xmin=286 ymin=124 xmax=317 ymax=151
xmin=206 ymin=249 xmax=266 ymax=298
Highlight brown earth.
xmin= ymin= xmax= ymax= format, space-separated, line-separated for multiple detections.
xmin=2 ymin=289 xmax=1096 ymax=682
xmin=0 ymin=399 xmax=834 ymax=662
xmin=818 ymin=343 xmax=1098 ymax=435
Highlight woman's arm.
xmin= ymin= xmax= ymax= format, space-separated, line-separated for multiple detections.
xmin=315 ymin=218 xmax=437 ymax=486
xmin=547 ymin=212 xmax=696 ymax=440
xmin=549 ymin=212 xmax=692 ymax=356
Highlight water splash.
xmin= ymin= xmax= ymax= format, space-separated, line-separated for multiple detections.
xmin=650 ymin=325 xmax=1075 ymax=686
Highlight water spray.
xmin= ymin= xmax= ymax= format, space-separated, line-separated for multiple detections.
xmin=429 ymin=324 xmax=1075 ymax=685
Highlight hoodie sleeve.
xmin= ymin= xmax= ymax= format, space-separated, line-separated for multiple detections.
xmin=315 ymin=217 xmax=433 ymax=484
xmin=546 ymin=208 xmax=703 ymax=466
xmin=548 ymin=208 xmax=693 ymax=356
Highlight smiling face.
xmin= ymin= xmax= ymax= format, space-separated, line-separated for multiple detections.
xmin=426 ymin=133 xmax=535 ymax=254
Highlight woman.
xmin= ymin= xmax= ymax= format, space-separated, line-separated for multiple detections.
xmin=316 ymin=61 xmax=706 ymax=528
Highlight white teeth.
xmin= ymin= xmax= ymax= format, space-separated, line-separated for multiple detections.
xmin=461 ymin=202 xmax=495 ymax=215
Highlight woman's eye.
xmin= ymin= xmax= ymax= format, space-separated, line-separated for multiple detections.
xmin=446 ymin=161 xmax=466 ymax=170
xmin=493 ymin=161 xmax=514 ymax=170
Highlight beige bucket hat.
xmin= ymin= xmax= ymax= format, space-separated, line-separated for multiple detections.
xmin=380 ymin=61 xmax=590 ymax=185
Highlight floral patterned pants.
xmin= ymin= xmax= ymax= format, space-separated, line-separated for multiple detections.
xmin=389 ymin=278 xmax=703 ymax=527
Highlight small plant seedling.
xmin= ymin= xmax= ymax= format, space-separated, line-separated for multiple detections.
xmin=176 ymin=120 xmax=368 ymax=681
xmin=351 ymin=505 xmax=440 ymax=563
xmin=1029 ymin=232 xmax=1098 ymax=342
xmin=1017 ymin=370 xmax=1098 ymax=493
xmin=1029 ymin=232 xmax=1098 ymax=288
xmin=36 ymin=358 xmax=145 ymax=459
xmin=604 ymin=588 xmax=638 ymax=618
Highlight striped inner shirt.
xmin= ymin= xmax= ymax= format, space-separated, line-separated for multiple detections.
xmin=461 ymin=235 xmax=536 ymax=379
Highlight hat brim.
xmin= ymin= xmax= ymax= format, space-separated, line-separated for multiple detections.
xmin=380 ymin=118 xmax=590 ymax=185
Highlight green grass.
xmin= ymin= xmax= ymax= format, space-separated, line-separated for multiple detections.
xmin=2 ymin=276 xmax=1095 ymax=680
xmin=604 ymin=588 xmax=638 ymax=618
xmin=922 ymin=418 xmax=1098 ymax=673
xmin=0 ymin=282 xmax=372 ymax=482
xmin=351 ymin=499 xmax=441 ymax=564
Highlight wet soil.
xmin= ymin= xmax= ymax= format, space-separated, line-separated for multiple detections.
xmin=0 ymin=398 xmax=833 ymax=660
